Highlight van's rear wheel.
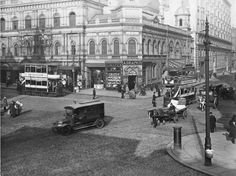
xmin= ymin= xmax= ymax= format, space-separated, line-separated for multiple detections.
xmin=62 ymin=126 xmax=72 ymax=135
xmin=96 ymin=119 xmax=105 ymax=129
xmin=183 ymin=110 xmax=188 ymax=119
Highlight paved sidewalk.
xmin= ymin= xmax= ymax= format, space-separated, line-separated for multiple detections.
xmin=167 ymin=98 xmax=236 ymax=176
xmin=167 ymin=131 xmax=236 ymax=176
xmin=77 ymin=88 xmax=154 ymax=99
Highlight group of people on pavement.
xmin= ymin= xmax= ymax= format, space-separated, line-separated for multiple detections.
xmin=1 ymin=97 xmax=23 ymax=117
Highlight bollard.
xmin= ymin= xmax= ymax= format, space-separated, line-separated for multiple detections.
xmin=173 ymin=126 xmax=182 ymax=149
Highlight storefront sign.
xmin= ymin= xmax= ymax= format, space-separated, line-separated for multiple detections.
xmin=123 ymin=61 xmax=142 ymax=65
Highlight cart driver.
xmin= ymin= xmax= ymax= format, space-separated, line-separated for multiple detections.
xmin=168 ymin=103 xmax=176 ymax=115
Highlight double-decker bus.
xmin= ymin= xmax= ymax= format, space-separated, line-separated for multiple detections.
xmin=19 ymin=63 xmax=63 ymax=96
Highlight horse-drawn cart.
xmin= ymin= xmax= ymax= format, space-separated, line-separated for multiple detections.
xmin=148 ymin=99 xmax=188 ymax=127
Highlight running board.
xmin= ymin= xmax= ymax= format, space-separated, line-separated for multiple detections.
xmin=73 ymin=124 xmax=95 ymax=131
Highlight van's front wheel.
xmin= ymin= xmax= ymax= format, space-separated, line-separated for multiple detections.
xmin=96 ymin=119 xmax=105 ymax=129
xmin=62 ymin=125 xmax=72 ymax=135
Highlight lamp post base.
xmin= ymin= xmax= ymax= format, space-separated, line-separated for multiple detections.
xmin=204 ymin=157 xmax=212 ymax=166
xmin=205 ymin=137 xmax=212 ymax=166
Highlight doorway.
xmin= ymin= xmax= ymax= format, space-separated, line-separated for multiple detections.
xmin=128 ymin=75 xmax=136 ymax=90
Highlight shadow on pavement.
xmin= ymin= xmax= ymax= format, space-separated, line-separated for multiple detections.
xmin=1 ymin=125 xmax=206 ymax=176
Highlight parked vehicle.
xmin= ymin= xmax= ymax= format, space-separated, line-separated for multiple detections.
xmin=52 ymin=100 xmax=105 ymax=135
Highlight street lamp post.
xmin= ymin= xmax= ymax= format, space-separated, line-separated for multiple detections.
xmin=204 ymin=18 xmax=212 ymax=166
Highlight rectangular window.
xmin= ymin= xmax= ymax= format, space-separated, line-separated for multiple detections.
xmin=36 ymin=66 xmax=42 ymax=73
xmin=42 ymin=66 xmax=46 ymax=73
xmin=36 ymin=81 xmax=41 ymax=86
xmin=30 ymin=66 xmax=35 ymax=72
xmin=42 ymin=81 xmax=47 ymax=86
xmin=12 ymin=21 xmax=18 ymax=30
xmin=26 ymin=65 xmax=30 ymax=72
xmin=31 ymin=80 xmax=36 ymax=85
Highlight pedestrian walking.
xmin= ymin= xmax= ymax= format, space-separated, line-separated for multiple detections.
xmin=228 ymin=115 xmax=236 ymax=144
xmin=209 ymin=112 xmax=216 ymax=133
xmin=9 ymin=101 xmax=16 ymax=118
xmin=121 ymin=84 xmax=125 ymax=99
xmin=152 ymin=109 xmax=158 ymax=128
xmin=93 ymin=87 xmax=96 ymax=99
xmin=2 ymin=97 xmax=8 ymax=111
xmin=152 ymin=92 xmax=157 ymax=107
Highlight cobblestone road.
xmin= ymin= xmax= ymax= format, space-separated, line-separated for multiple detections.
xmin=1 ymin=93 xmax=210 ymax=176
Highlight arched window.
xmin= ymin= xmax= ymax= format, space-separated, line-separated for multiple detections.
xmin=128 ymin=39 xmax=136 ymax=55
xmin=142 ymin=39 xmax=145 ymax=54
xmin=12 ymin=16 xmax=18 ymax=30
xmin=25 ymin=15 xmax=32 ymax=29
xmin=89 ymin=40 xmax=95 ymax=55
xmin=157 ymin=41 xmax=160 ymax=54
xmin=2 ymin=44 xmax=6 ymax=56
xmin=147 ymin=40 xmax=151 ymax=55
xmin=169 ymin=41 xmax=174 ymax=53
xmin=153 ymin=40 xmax=156 ymax=54
xmin=175 ymin=42 xmax=181 ymax=58
xmin=179 ymin=19 xmax=183 ymax=26
xmin=26 ymin=42 xmax=31 ymax=55
xmin=54 ymin=13 xmax=60 ymax=28
xmin=71 ymin=42 xmax=76 ymax=55
xmin=39 ymin=14 xmax=46 ymax=29
xmin=1 ymin=18 xmax=5 ymax=31
xmin=14 ymin=44 xmax=18 ymax=56
xmin=161 ymin=41 xmax=165 ymax=54
xmin=69 ymin=12 xmax=76 ymax=27
xmin=152 ymin=64 xmax=156 ymax=78
xmin=113 ymin=39 xmax=119 ymax=55
xmin=101 ymin=40 xmax=107 ymax=55
xmin=55 ymin=42 xmax=60 ymax=55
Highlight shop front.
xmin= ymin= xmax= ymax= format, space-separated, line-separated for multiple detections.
xmin=122 ymin=60 xmax=142 ymax=91
xmin=0 ymin=61 xmax=23 ymax=86
xmin=105 ymin=61 xmax=122 ymax=90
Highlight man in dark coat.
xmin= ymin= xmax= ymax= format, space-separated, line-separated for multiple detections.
xmin=9 ymin=101 xmax=16 ymax=118
xmin=93 ymin=88 xmax=96 ymax=99
xmin=228 ymin=115 xmax=236 ymax=144
xmin=152 ymin=92 xmax=157 ymax=107
xmin=209 ymin=112 xmax=216 ymax=133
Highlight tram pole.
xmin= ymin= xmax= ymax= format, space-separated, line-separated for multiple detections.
xmin=204 ymin=18 xmax=212 ymax=166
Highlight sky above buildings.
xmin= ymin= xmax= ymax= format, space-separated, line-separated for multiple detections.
xmin=164 ymin=0 xmax=236 ymax=27
xmin=231 ymin=0 xmax=236 ymax=27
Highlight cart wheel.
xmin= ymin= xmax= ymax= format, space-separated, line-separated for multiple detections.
xmin=173 ymin=115 xmax=177 ymax=123
xmin=62 ymin=125 xmax=72 ymax=135
xmin=183 ymin=110 xmax=188 ymax=119
xmin=96 ymin=119 xmax=105 ymax=129
xmin=52 ymin=127 xmax=58 ymax=133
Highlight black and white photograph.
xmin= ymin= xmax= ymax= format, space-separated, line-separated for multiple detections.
xmin=1 ymin=0 xmax=236 ymax=175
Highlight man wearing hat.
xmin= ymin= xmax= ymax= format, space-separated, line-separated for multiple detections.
xmin=210 ymin=112 xmax=216 ymax=133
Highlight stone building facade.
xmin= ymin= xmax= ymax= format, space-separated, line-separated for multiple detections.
xmin=0 ymin=0 xmax=192 ymax=89
xmin=165 ymin=0 xmax=232 ymax=77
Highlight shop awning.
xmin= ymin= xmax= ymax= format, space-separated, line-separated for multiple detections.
xmin=168 ymin=60 xmax=185 ymax=69
xmin=85 ymin=62 xmax=105 ymax=68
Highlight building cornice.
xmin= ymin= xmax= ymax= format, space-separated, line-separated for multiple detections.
xmin=0 ymin=0 xmax=105 ymax=9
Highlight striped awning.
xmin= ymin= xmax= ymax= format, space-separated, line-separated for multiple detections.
xmin=168 ymin=59 xmax=186 ymax=68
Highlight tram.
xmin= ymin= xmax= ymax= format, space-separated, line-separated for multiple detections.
xmin=162 ymin=64 xmax=199 ymax=106
xmin=19 ymin=63 xmax=63 ymax=96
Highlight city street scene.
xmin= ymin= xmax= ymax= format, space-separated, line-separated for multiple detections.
xmin=1 ymin=0 xmax=236 ymax=176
